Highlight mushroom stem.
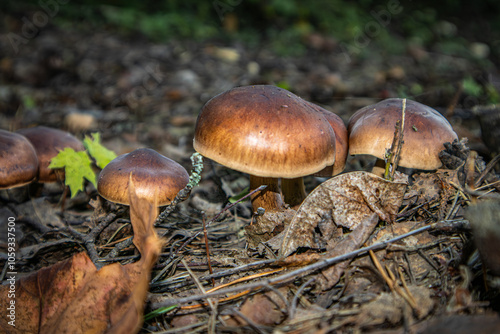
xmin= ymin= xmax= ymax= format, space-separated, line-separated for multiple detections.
xmin=281 ymin=177 xmax=306 ymax=208
xmin=249 ymin=176 xmax=285 ymax=212
xmin=371 ymin=158 xmax=387 ymax=178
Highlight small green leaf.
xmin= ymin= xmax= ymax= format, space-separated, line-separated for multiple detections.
xmin=462 ymin=77 xmax=483 ymax=97
xmin=143 ymin=305 xmax=178 ymax=321
xmin=228 ymin=187 xmax=250 ymax=203
xmin=49 ymin=148 xmax=96 ymax=198
xmin=83 ymin=133 xmax=117 ymax=169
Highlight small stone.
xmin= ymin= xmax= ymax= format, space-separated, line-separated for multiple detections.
xmin=470 ymin=42 xmax=490 ymax=59
xmin=65 ymin=112 xmax=97 ymax=132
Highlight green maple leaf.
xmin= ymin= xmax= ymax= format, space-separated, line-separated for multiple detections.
xmin=49 ymin=148 xmax=97 ymax=198
xmin=83 ymin=133 xmax=117 ymax=169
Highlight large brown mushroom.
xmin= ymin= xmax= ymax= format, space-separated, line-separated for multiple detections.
xmin=97 ymin=148 xmax=189 ymax=206
xmin=348 ymin=98 xmax=458 ymax=174
xmin=16 ymin=126 xmax=85 ymax=183
xmin=0 ymin=129 xmax=39 ymax=189
xmin=281 ymin=101 xmax=349 ymax=207
xmin=193 ymin=85 xmax=336 ymax=212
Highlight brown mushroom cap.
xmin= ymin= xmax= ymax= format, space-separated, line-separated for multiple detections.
xmin=97 ymin=148 xmax=189 ymax=206
xmin=348 ymin=98 xmax=458 ymax=170
xmin=306 ymin=102 xmax=348 ymax=176
xmin=0 ymin=129 xmax=39 ymax=189
xmin=16 ymin=126 xmax=85 ymax=182
xmin=193 ymin=85 xmax=336 ymax=178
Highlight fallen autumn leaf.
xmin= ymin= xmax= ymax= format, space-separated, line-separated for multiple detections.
xmin=0 ymin=176 xmax=164 ymax=334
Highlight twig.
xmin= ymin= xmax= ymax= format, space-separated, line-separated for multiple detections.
xmin=475 ymin=179 xmax=500 ymax=191
xmin=182 ymin=258 xmax=217 ymax=315
xmin=202 ymin=213 xmax=215 ymax=287
xmin=403 ymin=253 xmax=416 ymax=285
xmin=67 ymin=212 xmax=117 ymax=266
xmin=150 ymin=258 xmax=276 ymax=289
xmin=104 ymin=236 xmax=133 ymax=259
xmin=230 ymin=308 xmax=268 ymax=334
xmin=475 ymin=153 xmax=500 ymax=188
xmin=370 ymin=249 xmax=418 ymax=312
xmin=369 ymin=250 xmax=395 ymax=290
xmin=444 ymin=190 xmax=460 ymax=221
xmin=151 ymin=255 xmax=183 ymax=284
xmin=207 ymin=269 xmax=283 ymax=293
xmin=156 ymin=152 xmax=204 ymax=224
xmin=262 ymin=282 xmax=291 ymax=315
xmin=385 ymin=98 xmax=406 ymax=180
xmin=290 ymin=277 xmax=315 ymax=319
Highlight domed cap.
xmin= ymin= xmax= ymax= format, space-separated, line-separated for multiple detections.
xmin=16 ymin=126 xmax=85 ymax=182
xmin=193 ymin=85 xmax=336 ymax=178
xmin=97 ymin=148 xmax=189 ymax=206
xmin=306 ymin=102 xmax=348 ymax=176
xmin=0 ymin=129 xmax=39 ymax=189
xmin=348 ymin=98 xmax=458 ymax=170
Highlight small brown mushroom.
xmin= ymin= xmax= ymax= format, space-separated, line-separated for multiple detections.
xmin=193 ymin=85 xmax=336 ymax=212
xmin=97 ymin=148 xmax=189 ymax=206
xmin=16 ymin=126 xmax=85 ymax=183
xmin=0 ymin=129 xmax=39 ymax=189
xmin=347 ymin=98 xmax=458 ymax=175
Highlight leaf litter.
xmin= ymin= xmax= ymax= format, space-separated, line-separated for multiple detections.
xmin=2 ymin=139 xmax=500 ymax=333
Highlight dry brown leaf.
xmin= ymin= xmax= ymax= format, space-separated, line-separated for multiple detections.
xmin=404 ymin=169 xmax=460 ymax=206
xmin=225 ymin=289 xmax=287 ymax=327
xmin=316 ymin=212 xmax=379 ymax=290
xmin=246 ymin=208 xmax=296 ymax=249
xmin=0 ymin=177 xmax=164 ymax=334
xmin=356 ymin=285 xmax=434 ymax=328
xmin=279 ymin=171 xmax=408 ymax=257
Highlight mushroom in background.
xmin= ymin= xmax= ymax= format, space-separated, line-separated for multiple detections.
xmin=97 ymin=148 xmax=189 ymax=206
xmin=16 ymin=126 xmax=85 ymax=184
xmin=0 ymin=129 xmax=39 ymax=191
xmin=193 ymin=85 xmax=336 ymax=213
xmin=347 ymin=98 xmax=458 ymax=176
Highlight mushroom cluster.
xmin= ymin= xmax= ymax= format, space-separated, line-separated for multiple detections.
xmin=193 ymin=88 xmax=459 ymax=225
xmin=0 ymin=127 xmax=85 ymax=192
xmin=1 ymin=87 xmax=460 ymax=251
xmin=16 ymin=126 xmax=85 ymax=183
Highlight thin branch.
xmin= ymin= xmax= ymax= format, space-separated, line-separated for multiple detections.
xmin=156 ymin=152 xmax=204 ymax=224
xmin=202 ymin=213 xmax=215 ymax=287
xmin=386 ymin=98 xmax=406 ymax=180
xmin=475 ymin=153 xmax=500 ymax=188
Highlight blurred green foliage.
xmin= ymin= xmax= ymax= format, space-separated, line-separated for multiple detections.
xmin=3 ymin=0 xmax=500 ymax=57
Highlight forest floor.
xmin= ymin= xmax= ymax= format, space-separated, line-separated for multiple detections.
xmin=1 ymin=11 xmax=500 ymax=333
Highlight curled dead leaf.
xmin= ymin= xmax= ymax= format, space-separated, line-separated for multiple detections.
xmin=279 ymin=171 xmax=408 ymax=257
